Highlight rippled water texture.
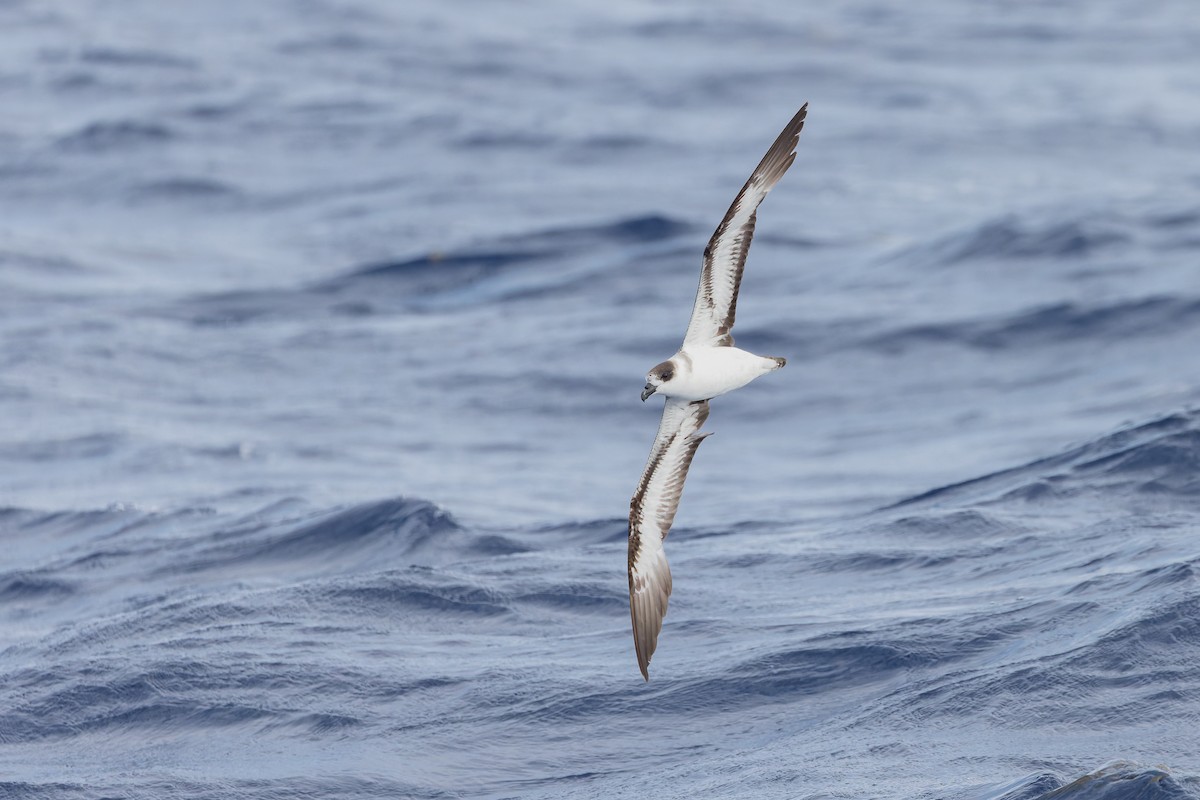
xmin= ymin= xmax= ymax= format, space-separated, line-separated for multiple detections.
xmin=2 ymin=1 xmax=1200 ymax=798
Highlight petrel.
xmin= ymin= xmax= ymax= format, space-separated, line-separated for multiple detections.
xmin=627 ymin=104 xmax=807 ymax=680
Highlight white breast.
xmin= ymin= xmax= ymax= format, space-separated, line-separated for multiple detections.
xmin=667 ymin=346 xmax=779 ymax=402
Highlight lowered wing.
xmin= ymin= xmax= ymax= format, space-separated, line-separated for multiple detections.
xmin=628 ymin=398 xmax=712 ymax=680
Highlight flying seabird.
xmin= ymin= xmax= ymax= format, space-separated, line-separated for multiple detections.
xmin=627 ymin=104 xmax=808 ymax=680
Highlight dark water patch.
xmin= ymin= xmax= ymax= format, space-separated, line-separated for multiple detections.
xmin=977 ymin=765 xmax=1198 ymax=800
xmin=168 ymin=497 xmax=475 ymax=578
xmin=665 ymin=641 xmax=934 ymax=711
xmin=0 ymin=249 xmax=89 ymax=274
xmin=329 ymin=213 xmax=689 ymax=296
xmin=808 ymin=549 xmax=959 ymax=573
xmin=3 ymin=699 xmax=277 ymax=742
xmin=174 ymin=214 xmax=691 ymax=323
xmin=1072 ymin=430 xmax=1200 ymax=493
xmin=0 ymin=782 xmax=94 ymax=800
xmin=1076 ymin=595 xmax=1200 ymax=672
xmin=48 ymin=71 xmax=106 ymax=93
xmin=1066 ymin=561 xmax=1197 ymax=597
xmin=0 ymin=661 xmax=282 ymax=742
xmin=78 ymin=47 xmax=197 ymax=70
xmin=172 ymin=287 xmax=291 ymax=325
xmin=900 ymin=595 xmax=1200 ymax=728
xmin=257 ymin=710 xmax=364 ymax=737
xmin=55 ymin=120 xmax=174 ymax=152
xmin=469 ymin=534 xmax=531 ymax=557
xmin=286 ymin=98 xmax=382 ymax=118
xmin=341 ymin=214 xmax=687 ymax=281
xmin=235 ymin=497 xmax=460 ymax=562
xmin=308 ymin=569 xmax=510 ymax=617
xmin=129 ymin=177 xmax=241 ymax=203
xmin=277 ymin=32 xmax=389 ymax=55
xmin=891 ymin=410 xmax=1200 ymax=510
xmin=0 ymin=505 xmax=151 ymax=539
xmin=866 ymin=296 xmax=1200 ymax=354
xmin=0 ymin=775 xmax=456 ymax=800
xmin=182 ymin=98 xmax=256 ymax=121
xmin=909 ymin=216 xmax=1130 ymax=265
xmin=530 ymin=518 xmax=627 ymax=546
xmin=512 ymin=581 xmax=626 ymax=612
xmin=74 ymin=700 xmax=275 ymax=735
xmin=0 ymin=433 xmax=122 ymax=463
xmin=50 ymin=601 xmax=260 ymax=655
xmin=577 ymin=133 xmax=654 ymax=152
xmin=631 ymin=15 xmax=806 ymax=46
xmin=331 ymin=248 xmax=549 ymax=294
xmin=0 ymin=572 xmax=75 ymax=603
xmin=963 ymin=21 xmax=1071 ymax=42
xmin=485 ymin=683 xmax=631 ymax=726
xmin=657 ymin=623 xmax=1021 ymax=714
xmin=1147 ymin=209 xmax=1200 ymax=230
xmin=540 ymin=214 xmax=690 ymax=245
xmin=982 ymin=771 xmax=1066 ymax=800
xmin=881 ymin=509 xmax=1023 ymax=540
xmin=1035 ymin=763 xmax=1195 ymax=800
xmin=176 ymin=249 xmax=542 ymax=323
xmin=454 ymin=130 xmax=557 ymax=149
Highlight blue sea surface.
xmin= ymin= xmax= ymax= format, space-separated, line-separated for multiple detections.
xmin=2 ymin=1 xmax=1200 ymax=797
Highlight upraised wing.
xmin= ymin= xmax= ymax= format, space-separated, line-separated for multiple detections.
xmin=628 ymin=398 xmax=712 ymax=680
xmin=682 ymin=104 xmax=807 ymax=348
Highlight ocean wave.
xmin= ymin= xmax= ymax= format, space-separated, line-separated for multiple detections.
xmin=511 ymin=580 xmax=627 ymax=612
xmin=901 ymin=215 xmax=1131 ymax=265
xmin=864 ymin=296 xmax=1200 ymax=353
xmin=77 ymin=47 xmax=197 ymax=70
xmin=0 ymin=776 xmax=449 ymax=800
xmin=172 ymin=214 xmax=691 ymax=323
xmin=891 ymin=410 xmax=1200 ymax=509
xmin=0 ymin=433 xmax=124 ymax=463
xmin=305 ymin=569 xmax=510 ymax=617
xmin=893 ymin=204 xmax=1200 ymax=272
xmin=54 ymin=120 xmax=175 ymax=152
xmin=162 ymin=496 xmax=529 ymax=580
xmin=1073 ymin=594 xmax=1200 ymax=676
xmin=127 ymin=177 xmax=242 ymax=203
xmin=886 ymin=593 xmax=1199 ymax=727
xmin=0 ymin=658 xmax=279 ymax=743
xmin=317 ymin=213 xmax=690 ymax=299
xmin=0 ymin=573 xmax=76 ymax=603
xmin=977 ymin=763 xmax=1195 ymax=800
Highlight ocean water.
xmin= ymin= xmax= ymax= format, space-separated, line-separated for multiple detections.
xmin=3 ymin=0 xmax=1200 ymax=797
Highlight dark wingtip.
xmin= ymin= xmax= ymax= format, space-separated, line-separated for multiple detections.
xmin=787 ymin=103 xmax=808 ymax=133
xmin=751 ymin=104 xmax=809 ymax=189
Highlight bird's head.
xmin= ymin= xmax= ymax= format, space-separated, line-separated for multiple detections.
xmin=641 ymin=360 xmax=676 ymax=401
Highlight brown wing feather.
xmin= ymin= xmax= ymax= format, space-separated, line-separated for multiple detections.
xmin=627 ymin=399 xmax=711 ymax=680
xmin=683 ymin=104 xmax=807 ymax=348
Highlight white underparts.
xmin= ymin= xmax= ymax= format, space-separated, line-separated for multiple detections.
xmin=657 ymin=345 xmax=783 ymax=402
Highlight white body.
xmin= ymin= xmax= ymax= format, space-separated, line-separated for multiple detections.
xmin=659 ymin=346 xmax=783 ymax=402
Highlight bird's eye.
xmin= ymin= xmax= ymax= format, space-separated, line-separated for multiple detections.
xmin=660 ymin=371 xmax=673 ymax=382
